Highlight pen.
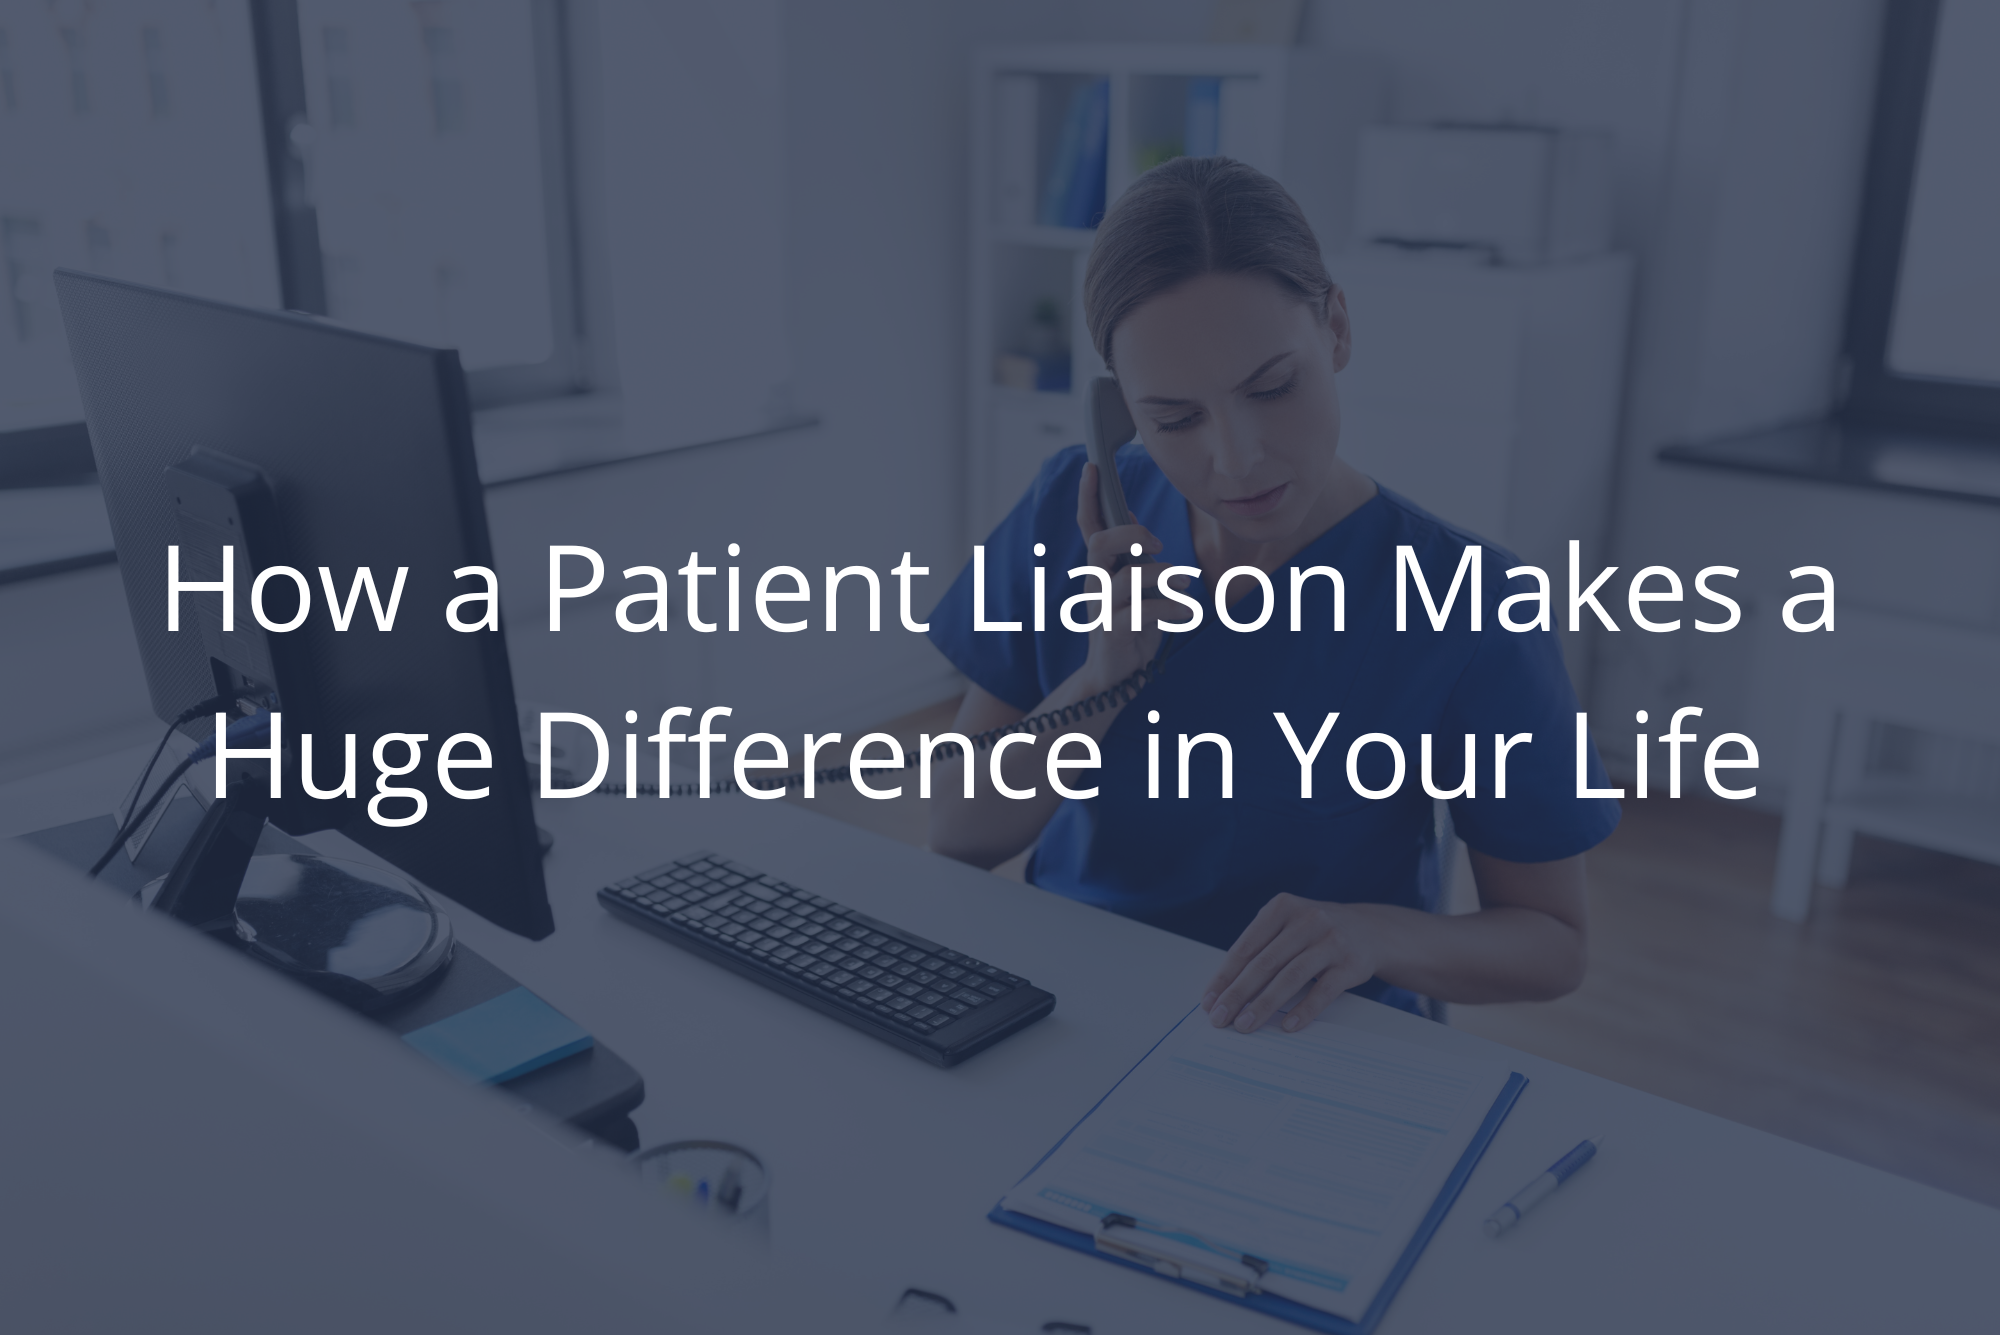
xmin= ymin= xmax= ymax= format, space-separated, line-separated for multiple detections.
xmin=1483 ymin=1136 xmax=1603 ymax=1237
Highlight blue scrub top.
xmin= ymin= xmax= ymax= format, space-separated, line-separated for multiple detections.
xmin=928 ymin=444 xmax=1620 ymax=1014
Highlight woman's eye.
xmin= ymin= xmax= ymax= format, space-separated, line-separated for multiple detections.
xmin=1154 ymin=412 xmax=1201 ymax=433
xmin=1249 ymin=376 xmax=1297 ymax=402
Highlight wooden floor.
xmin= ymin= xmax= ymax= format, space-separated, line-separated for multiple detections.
xmin=786 ymin=698 xmax=2000 ymax=1209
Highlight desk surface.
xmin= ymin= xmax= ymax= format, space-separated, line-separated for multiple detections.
xmin=6 ymin=748 xmax=1994 ymax=1334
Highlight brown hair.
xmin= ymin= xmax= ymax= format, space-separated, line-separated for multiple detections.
xmin=1083 ymin=156 xmax=1332 ymax=369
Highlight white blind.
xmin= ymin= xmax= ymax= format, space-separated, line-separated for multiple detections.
xmin=0 ymin=0 xmax=276 ymax=432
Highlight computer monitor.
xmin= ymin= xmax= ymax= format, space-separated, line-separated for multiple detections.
xmin=56 ymin=271 xmax=553 ymax=940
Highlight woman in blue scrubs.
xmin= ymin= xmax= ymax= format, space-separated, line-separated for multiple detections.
xmin=927 ymin=158 xmax=1619 ymax=1032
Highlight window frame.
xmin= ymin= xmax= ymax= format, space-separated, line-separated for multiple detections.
xmin=249 ymin=0 xmax=593 ymax=410
xmin=1841 ymin=0 xmax=2000 ymax=436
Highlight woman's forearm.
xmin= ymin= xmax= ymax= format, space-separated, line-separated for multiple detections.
xmin=927 ymin=669 xmax=1132 ymax=869
xmin=1346 ymin=900 xmax=1585 ymax=1004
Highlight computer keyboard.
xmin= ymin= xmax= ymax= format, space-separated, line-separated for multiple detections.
xmin=597 ymin=851 xmax=1055 ymax=1067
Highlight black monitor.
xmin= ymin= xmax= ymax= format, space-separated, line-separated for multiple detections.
xmin=57 ymin=271 xmax=552 ymax=941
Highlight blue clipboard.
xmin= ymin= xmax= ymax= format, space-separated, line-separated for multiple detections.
xmin=987 ymin=1011 xmax=1529 ymax=1334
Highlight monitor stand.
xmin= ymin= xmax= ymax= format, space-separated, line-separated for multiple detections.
xmin=141 ymin=776 xmax=453 ymax=1013
xmin=15 ymin=792 xmax=647 ymax=1149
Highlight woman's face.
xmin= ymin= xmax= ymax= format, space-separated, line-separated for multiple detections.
xmin=1110 ymin=270 xmax=1352 ymax=546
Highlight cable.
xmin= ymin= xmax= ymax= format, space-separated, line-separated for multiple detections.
xmin=595 ymin=638 xmax=1183 ymax=799
xmin=88 ymin=695 xmax=229 ymax=878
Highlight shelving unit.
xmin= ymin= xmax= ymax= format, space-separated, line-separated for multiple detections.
xmin=966 ymin=42 xmax=1386 ymax=539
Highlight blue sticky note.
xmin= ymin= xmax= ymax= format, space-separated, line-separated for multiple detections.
xmin=402 ymin=986 xmax=594 ymax=1085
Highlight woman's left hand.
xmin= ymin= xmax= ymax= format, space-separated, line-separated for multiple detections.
xmin=1202 ymin=894 xmax=1385 ymax=1034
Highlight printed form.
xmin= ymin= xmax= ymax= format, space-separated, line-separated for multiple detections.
xmin=1001 ymin=1010 xmax=1514 ymax=1320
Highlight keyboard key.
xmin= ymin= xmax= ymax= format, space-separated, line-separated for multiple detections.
xmin=887 ymin=998 xmax=913 ymax=1012
xmin=828 ymin=971 xmax=854 ymax=986
xmin=953 ymin=988 xmax=988 ymax=1007
xmin=941 ymin=1001 xmax=969 ymax=1016
xmin=866 ymin=986 xmax=893 ymax=1003
xmin=908 ymin=1006 xmax=934 ymax=1021
xmin=979 ymin=981 xmax=1008 ymax=997
xmin=917 ymin=990 xmax=944 ymax=1006
xmin=773 ymin=946 xmax=798 ymax=961
xmin=742 ymin=881 xmax=780 ymax=902
xmin=912 ymin=970 xmax=937 ymax=986
xmin=895 ymin=982 xmax=922 ymax=999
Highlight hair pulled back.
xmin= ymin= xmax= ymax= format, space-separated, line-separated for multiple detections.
xmin=1083 ymin=156 xmax=1332 ymax=370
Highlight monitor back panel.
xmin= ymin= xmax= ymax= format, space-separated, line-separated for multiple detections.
xmin=58 ymin=272 xmax=552 ymax=938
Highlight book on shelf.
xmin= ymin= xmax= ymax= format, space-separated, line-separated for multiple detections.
xmin=1039 ymin=78 xmax=1109 ymax=230
xmin=1185 ymin=76 xmax=1222 ymax=158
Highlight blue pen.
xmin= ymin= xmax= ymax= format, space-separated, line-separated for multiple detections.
xmin=1483 ymin=1136 xmax=1603 ymax=1237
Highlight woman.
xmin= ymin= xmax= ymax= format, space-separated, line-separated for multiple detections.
xmin=927 ymin=158 xmax=1619 ymax=1034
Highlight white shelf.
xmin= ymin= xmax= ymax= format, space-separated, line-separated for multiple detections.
xmin=989 ymin=223 xmax=1098 ymax=251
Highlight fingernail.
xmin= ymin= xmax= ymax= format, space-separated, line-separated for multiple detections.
xmin=1284 ymin=1014 xmax=1302 ymax=1032
xmin=1234 ymin=1010 xmax=1258 ymax=1033
xmin=1202 ymin=992 xmax=1218 ymax=1011
xmin=1210 ymin=1004 xmax=1232 ymax=1027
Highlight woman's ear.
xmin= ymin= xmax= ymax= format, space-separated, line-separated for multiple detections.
xmin=1325 ymin=285 xmax=1353 ymax=373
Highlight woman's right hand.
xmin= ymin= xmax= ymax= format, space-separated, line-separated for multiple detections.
xmin=1076 ymin=462 xmax=1179 ymax=691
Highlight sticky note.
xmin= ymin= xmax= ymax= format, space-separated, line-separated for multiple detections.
xmin=401 ymin=986 xmax=594 ymax=1085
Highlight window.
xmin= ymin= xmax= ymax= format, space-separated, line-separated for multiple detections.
xmin=0 ymin=0 xmax=588 ymax=447
xmin=278 ymin=0 xmax=588 ymax=404
xmin=1843 ymin=0 xmax=2000 ymax=435
xmin=0 ymin=0 xmax=277 ymax=438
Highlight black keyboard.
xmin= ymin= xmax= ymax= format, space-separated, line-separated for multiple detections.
xmin=597 ymin=851 xmax=1055 ymax=1067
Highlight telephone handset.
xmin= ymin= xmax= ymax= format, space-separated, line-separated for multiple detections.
xmin=597 ymin=382 xmax=1172 ymax=800
xmin=1085 ymin=376 xmax=1137 ymax=530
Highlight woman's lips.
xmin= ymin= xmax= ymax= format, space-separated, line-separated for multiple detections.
xmin=1217 ymin=482 xmax=1289 ymax=518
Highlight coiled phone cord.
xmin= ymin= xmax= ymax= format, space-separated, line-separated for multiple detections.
xmin=596 ymin=637 xmax=1182 ymax=799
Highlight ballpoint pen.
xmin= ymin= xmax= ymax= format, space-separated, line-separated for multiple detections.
xmin=1484 ymin=1136 xmax=1603 ymax=1237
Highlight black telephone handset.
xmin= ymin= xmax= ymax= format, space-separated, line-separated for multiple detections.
xmin=1085 ymin=376 xmax=1137 ymax=530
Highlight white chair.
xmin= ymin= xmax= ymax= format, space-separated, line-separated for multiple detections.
xmin=1771 ymin=607 xmax=2000 ymax=921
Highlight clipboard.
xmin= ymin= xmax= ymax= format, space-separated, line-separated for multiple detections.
xmin=988 ymin=1010 xmax=1529 ymax=1334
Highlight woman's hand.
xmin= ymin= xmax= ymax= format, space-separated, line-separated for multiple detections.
xmin=1202 ymin=894 xmax=1386 ymax=1034
xmin=1076 ymin=462 xmax=1179 ymax=691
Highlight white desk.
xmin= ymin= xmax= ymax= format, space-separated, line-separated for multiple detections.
xmin=6 ymin=748 xmax=1995 ymax=1334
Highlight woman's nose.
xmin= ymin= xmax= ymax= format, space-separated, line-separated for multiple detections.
xmin=1210 ymin=413 xmax=1264 ymax=481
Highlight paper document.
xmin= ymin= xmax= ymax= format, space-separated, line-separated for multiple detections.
xmin=1001 ymin=1010 xmax=1512 ymax=1320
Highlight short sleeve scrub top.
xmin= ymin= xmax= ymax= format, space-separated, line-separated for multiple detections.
xmin=928 ymin=444 xmax=1620 ymax=1015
